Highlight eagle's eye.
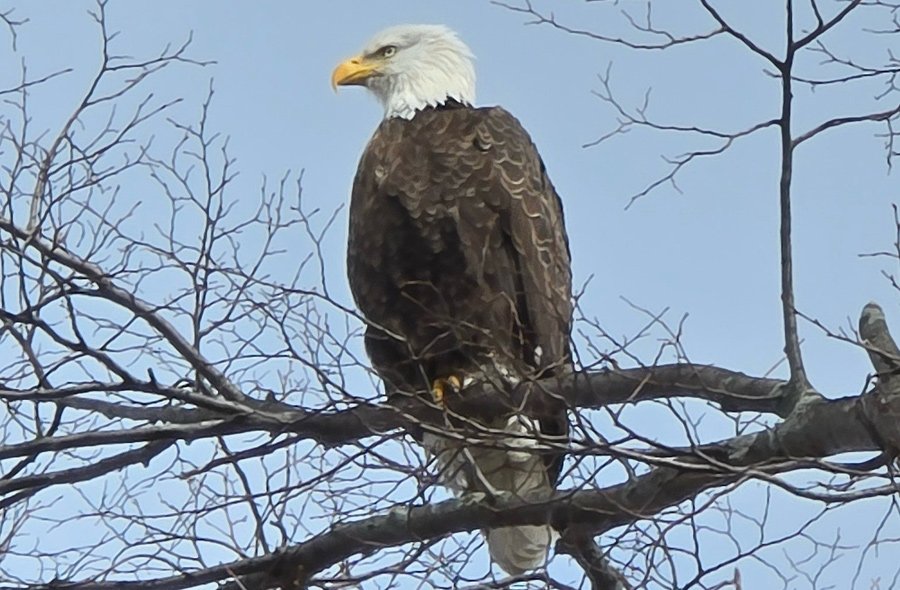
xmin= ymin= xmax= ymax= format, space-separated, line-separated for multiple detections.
xmin=378 ymin=45 xmax=397 ymax=58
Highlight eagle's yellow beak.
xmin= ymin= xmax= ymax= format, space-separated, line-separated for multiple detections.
xmin=332 ymin=55 xmax=379 ymax=90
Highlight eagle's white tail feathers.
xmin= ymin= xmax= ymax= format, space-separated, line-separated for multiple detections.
xmin=486 ymin=524 xmax=555 ymax=575
xmin=422 ymin=414 xmax=555 ymax=574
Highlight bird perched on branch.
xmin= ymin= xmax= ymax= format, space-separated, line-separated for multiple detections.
xmin=333 ymin=24 xmax=572 ymax=575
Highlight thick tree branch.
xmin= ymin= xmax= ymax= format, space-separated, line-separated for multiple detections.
xmin=0 ymin=442 xmax=173 ymax=509
xmin=0 ymin=364 xmax=792 ymax=463
xmin=558 ymin=534 xmax=632 ymax=590
xmin=859 ymin=302 xmax=900 ymax=456
xmin=792 ymin=103 xmax=900 ymax=147
xmin=11 ymin=392 xmax=880 ymax=590
xmin=698 ymin=0 xmax=780 ymax=67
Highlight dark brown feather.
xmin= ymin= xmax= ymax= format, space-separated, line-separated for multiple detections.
xmin=347 ymin=103 xmax=572 ymax=483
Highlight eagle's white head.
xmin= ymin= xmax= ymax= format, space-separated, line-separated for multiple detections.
xmin=332 ymin=25 xmax=476 ymax=120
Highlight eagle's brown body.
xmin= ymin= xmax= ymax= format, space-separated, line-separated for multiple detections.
xmin=347 ymin=101 xmax=572 ymax=485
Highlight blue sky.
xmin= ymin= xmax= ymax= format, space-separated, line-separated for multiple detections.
xmin=3 ymin=1 xmax=898 ymax=588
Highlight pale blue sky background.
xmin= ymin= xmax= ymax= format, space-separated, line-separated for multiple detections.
xmin=14 ymin=0 xmax=896 ymax=386
xmin=3 ymin=1 xmax=898 ymax=588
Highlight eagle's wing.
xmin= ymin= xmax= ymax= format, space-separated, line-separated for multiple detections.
xmin=462 ymin=107 xmax=571 ymax=487
xmin=474 ymin=106 xmax=572 ymax=378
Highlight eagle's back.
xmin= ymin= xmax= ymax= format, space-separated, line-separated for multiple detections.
xmin=348 ymin=104 xmax=572 ymax=396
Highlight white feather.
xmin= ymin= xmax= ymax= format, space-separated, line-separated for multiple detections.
xmin=422 ymin=413 xmax=556 ymax=574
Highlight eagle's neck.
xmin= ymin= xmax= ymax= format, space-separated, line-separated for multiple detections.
xmin=381 ymin=85 xmax=473 ymax=120
xmin=370 ymin=56 xmax=475 ymax=120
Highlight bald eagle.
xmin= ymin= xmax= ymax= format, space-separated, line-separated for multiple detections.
xmin=333 ymin=25 xmax=572 ymax=575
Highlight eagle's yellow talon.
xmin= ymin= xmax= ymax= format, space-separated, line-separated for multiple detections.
xmin=431 ymin=382 xmax=444 ymax=405
xmin=431 ymin=375 xmax=463 ymax=405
